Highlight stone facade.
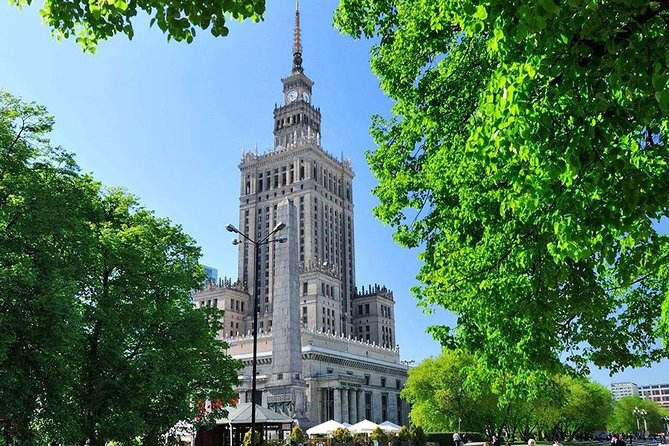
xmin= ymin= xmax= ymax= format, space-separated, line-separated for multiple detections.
xmin=191 ymin=3 xmax=408 ymax=428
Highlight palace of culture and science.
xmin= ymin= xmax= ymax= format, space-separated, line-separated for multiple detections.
xmin=192 ymin=5 xmax=408 ymax=428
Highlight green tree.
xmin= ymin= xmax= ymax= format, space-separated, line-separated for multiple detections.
xmin=400 ymin=350 xmax=499 ymax=433
xmin=0 ymin=90 xmax=98 ymax=445
xmin=400 ymin=349 xmax=613 ymax=440
xmin=333 ymin=427 xmax=353 ymax=444
xmin=397 ymin=425 xmax=411 ymax=443
xmin=243 ymin=429 xmax=262 ymax=446
xmin=10 ymin=0 xmax=265 ymax=52
xmin=608 ymin=396 xmax=669 ymax=435
xmin=0 ymin=90 xmax=242 ymax=445
xmin=534 ymin=376 xmax=613 ymax=440
xmin=371 ymin=427 xmax=389 ymax=445
xmin=74 ymin=189 xmax=241 ymax=446
xmin=291 ymin=426 xmax=307 ymax=444
xmin=559 ymin=377 xmax=613 ymax=438
xmin=335 ymin=0 xmax=669 ymax=383
xmin=409 ymin=426 xmax=426 ymax=446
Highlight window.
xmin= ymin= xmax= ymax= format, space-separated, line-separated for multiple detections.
xmin=381 ymin=378 xmax=386 ymax=388
xmin=397 ymin=394 xmax=402 ymax=424
xmin=381 ymin=393 xmax=388 ymax=421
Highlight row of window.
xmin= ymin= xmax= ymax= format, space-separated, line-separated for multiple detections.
xmin=275 ymin=112 xmax=318 ymax=131
xmin=199 ymin=298 xmax=218 ymax=308
xmin=229 ymin=298 xmax=245 ymax=313
xmin=243 ymin=159 xmax=352 ymax=203
xmin=356 ymin=302 xmax=393 ymax=319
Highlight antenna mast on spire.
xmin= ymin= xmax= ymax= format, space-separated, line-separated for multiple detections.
xmin=293 ymin=0 xmax=303 ymax=72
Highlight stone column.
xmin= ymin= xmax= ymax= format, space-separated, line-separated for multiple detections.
xmin=270 ymin=198 xmax=302 ymax=381
xmin=372 ymin=392 xmax=382 ymax=423
xmin=389 ymin=392 xmax=398 ymax=423
xmin=342 ymin=388 xmax=350 ymax=424
xmin=357 ymin=390 xmax=365 ymax=421
xmin=334 ymin=388 xmax=342 ymax=422
xmin=350 ymin=389 xmax=358 ymax=423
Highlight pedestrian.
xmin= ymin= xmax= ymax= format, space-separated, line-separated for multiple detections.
xmin=492 ymin=435 xmax=501 ymax=446
xmin=617 ymin=435 xmax=627 ymax=446
xmin=528 ymin=439 xmax=536 ymax=446
xmin=553 ymin=438 xmax=562 ymax=446
xmin=454 ymin=432 xmax=462 ymax=446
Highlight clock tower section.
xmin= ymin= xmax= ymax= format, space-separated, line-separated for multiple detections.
xmin=273 ymin=3 xmax=321 ymax=148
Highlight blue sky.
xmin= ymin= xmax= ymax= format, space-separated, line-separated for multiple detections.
xmin=0 ymin=0 xmax=665 ymax=386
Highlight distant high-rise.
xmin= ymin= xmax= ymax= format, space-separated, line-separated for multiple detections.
xmin=193 ymin=2 xmax=407 ymax=429
xmin=638 ymin=383 xmax=669 ymax=409
xmin=203 ymin=265 xmax=218 ymax=282
xmin=611 ymin=382 xmax=639 ymax=400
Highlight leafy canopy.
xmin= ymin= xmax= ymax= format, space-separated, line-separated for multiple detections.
xmin=335 ymin=0 xmax=669 ymax=380
xmin=0 ymin=90 xmax=241 ymax=446
xmin=332 ymin=427 xmax=353 ymax=444
xmin=10 ymin=0 xmax=266 ymax=52
xmin=401 ymin=350 xmax=612 ymax=438
xmin=607 ymin=395 xmax=669 ymax=434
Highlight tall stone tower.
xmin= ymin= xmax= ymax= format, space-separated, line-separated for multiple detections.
xmin=194 ymin=2 xmax=408 ymax=428
xmin=236 ymin=1 xmax=357 ymax=339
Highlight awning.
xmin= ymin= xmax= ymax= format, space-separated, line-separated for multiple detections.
xmin=306 ymin=420 xmax=346 ymax=435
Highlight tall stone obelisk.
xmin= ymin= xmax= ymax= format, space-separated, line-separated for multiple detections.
xmin=266 ymin=198 xmax=306 ymax=418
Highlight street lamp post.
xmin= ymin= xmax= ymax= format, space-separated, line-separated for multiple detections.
xmin=633 ymin=407 xmax=648 ymax=439
xmin=226 ymin=222 xmax=287 ymax=446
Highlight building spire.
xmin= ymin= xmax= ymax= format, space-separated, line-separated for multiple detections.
xmin=293 ymin=0 xmax=303 ymax=72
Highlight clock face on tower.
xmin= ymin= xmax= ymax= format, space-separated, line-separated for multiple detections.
xmin=287 ymin=89 xmax=298 ymax=103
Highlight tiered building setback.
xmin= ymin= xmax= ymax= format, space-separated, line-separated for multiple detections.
xmin=192 ymin=4 xmax=408 ymax=428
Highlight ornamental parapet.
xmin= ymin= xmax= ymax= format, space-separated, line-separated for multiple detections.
xmin=201 ymin=276 xmax=247 ymax=293
xmin=240 ymin=140 xmax=351 ymax=171
xmin=354 ymin=283 xmax=394 ymax=301
xmin=299 ymin=258 xmax=342 ymax=279
xmin=302 ymin=325 xmax=399 ymax=355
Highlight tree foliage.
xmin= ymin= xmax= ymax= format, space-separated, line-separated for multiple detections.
xmin=400 ymin=350 xmax=498 ymax=432
xmin=0 ymin=90 xmax=97 ymax=445
xmin=10 ymin=0 xmax=265 ymax=52
xmin=291 ymin=426 xmax=307 ymax=444
xmin=401 ymin=350 xmax=613 ymax=439
xmin=243 ymin=429 xmax=262 ymax=446
xmin=608 ymin=396 xmax=669 ymax=434
xmin=335 ymin=0 xmax=669 ymax=381
xmin=371 ymin=427 xmax=389 ymax=444
xmin=333 ymin=427 xmax=353 ymax=444
xmin=0 ymin=90 xmax=241 ymax=445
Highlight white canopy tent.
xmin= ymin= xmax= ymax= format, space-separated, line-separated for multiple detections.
xmin=379 ymin=421 xmax=401 ymax=432
xmin=349 ymin=419 xmax=380 ymax=434
xmin=306 ymin=419 xmax=346 ymax=436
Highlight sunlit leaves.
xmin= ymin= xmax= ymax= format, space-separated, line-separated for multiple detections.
xmin=336 ymin=0 xmax=669 ymax=383
xmin=10 ymin=0 xmax=266 ymax=51
xmin=0 ymin=91 xmax=241 ymax=444
xmin=402 ymin=350 xmax=613 ymax=437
